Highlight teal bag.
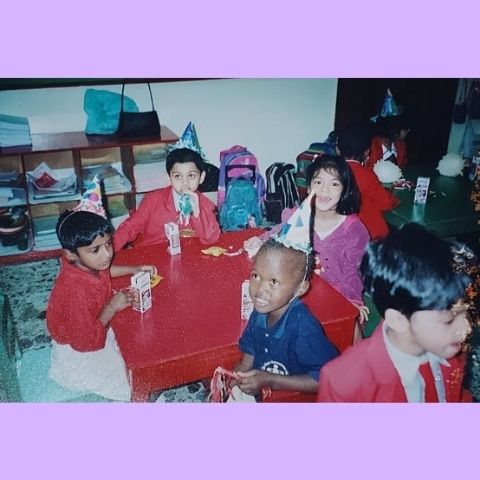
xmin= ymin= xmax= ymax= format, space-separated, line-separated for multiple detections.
xmin=219 ymin=176 xmax=262 ymax=231
xmin=83 ymin=88 xmax=139 ymax=135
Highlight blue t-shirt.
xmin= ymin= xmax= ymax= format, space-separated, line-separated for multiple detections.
xmin=238 ymin=298 xmax=338 ymax=380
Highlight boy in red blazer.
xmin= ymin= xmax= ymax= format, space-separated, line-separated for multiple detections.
xmin=114 ymin=148 xmax=220 ymax=251
xmin=337 ymin=122 xmax=400 ymax=240
xmin=318 ymin=223 xmax=474 ymax=402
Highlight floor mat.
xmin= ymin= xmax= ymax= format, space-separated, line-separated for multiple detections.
xmin=0 ymin=258 xmax=59 ymax=352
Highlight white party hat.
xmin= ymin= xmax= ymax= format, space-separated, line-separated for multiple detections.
xmin=273 ymin=191 xmax=314 ymax=254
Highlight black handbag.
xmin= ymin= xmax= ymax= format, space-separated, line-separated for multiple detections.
xmin=453 ymin=80 xmax=468 ymax=124
xmin=468 ymin=80 xmax=480 ymax=120
xmin=117 ymin=81 xmax=161 ymax=138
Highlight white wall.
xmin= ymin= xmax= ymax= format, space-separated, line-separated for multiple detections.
xmin=0 ymin=78 xmax=337 ymax=174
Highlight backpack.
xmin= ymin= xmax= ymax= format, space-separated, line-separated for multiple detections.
xmin=219 ymin=166 xmax=262 ymax=231
xmin=264 ymin=162 xmax=299 ymax=224
xmin=217 ymin=145 xmax=265 ymax=209
xmin=295 ymin=142 xmax=338 ymax=201
xmin=198 ymin=162 xmax=220 ymax=193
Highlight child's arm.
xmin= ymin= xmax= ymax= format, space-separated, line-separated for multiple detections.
xmin=110 ymin=264 xmax=158 ymax=278
xmin=98 ymin=288 xmax=137 ymax=327
xmin=188 ymin=192 xmax=221 ymax=244
xmin=234 ymin=353 xmax=318 ymax=394
xmin=364 ymin=169 xmax=400 ymax=211
xmin=113 ymin=192 xmax=156 ymax=251
xmin=241 ymin=208 xmax=293 ymax=254
xmin=233 ymin=353 xmax=254 ymax=373
xmin=237 ymin=370 xmax=319 ymax=395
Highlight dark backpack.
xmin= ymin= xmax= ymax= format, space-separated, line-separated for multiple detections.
xmin=264 ymin=162 xmax=299 ymax=224
xmin=198 ymin=162 xmax=220 ymax=193
xmin=219 ymin=165 xmax=262 ymax=231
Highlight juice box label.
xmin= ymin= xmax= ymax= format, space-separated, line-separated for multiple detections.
xmin=130 ymin=270 xmax=152 ymax=313
xmin=164 ymin=222 xmax=181 ymax=255
xmin=413 ymin=176 xmax=430 ymax=205
xmin=241 ymin=280 xmax=254 ymax=321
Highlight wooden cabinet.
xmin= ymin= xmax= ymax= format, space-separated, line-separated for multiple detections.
xmin=0 ymin=127 xmax=178 ymax=264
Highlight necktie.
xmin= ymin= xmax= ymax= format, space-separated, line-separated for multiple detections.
xmin=419 ymin=362 xmax=438 ymax=403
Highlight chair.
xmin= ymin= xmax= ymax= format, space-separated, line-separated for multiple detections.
xmin=362 ymin=293 xmax=382 ymax=338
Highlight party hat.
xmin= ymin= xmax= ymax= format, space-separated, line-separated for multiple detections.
xmin=273 ymin=191 xmax=314 ymax=254
xmin=73 ymin=175 xmax=107 ymax=218
xmin=169 ymin=121 xmax=206 ymax=158
xmin=371 ymin=88 xmax=403 ymax=122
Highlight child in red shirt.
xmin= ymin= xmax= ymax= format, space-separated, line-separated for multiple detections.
xmin=318 ymin=223 xmax=474 ymax=402
xmin=114 ymin=148 xmax=220 ymax=251
xmin=47 ymin=179 xmax=157 ymax=401
xmin=337 ymin=121 xmax=400 ymax=240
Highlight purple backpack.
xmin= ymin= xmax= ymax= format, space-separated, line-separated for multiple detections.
xmin=217 ymin=145 xmax=265 ymax=209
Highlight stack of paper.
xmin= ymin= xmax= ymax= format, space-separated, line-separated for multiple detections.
xmin=82 ymin=162 xmax=132 ymax=195
xmin=0 ymin=171 xmax=27 ymax=206
xmin=32 ymin=215 xmax=61 ymax=251
xmin=26 ymin=163 xmax=80 ymax=204
xmin=0 ymin=113 xmax=32 ymax=147
xmin=134 ymin=147 xmax=170 ymax=192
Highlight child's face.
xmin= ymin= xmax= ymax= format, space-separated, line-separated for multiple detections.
xmin=169 ymin=162 xmax=205 ymax=195
xmin=309 ymin=168 xmax=343 ymax=212
xmin=71 ymin=233 xmax=114 ymax=272
xmin=408 ymin=300 xmax=470 ymax=359
xmin=249 ymin=249 xmax=305 ymax=323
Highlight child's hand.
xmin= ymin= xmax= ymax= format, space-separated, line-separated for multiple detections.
xmin=110 ymin=287 xmax=137 ymax=312
xmin=236 ymin=369 xmax=270 ymax=395
xmin=243 ymin=236 xmax=263 ymax=257
xmin=352 ymin=301 xmax=370 ymax=325
xmin=185 ymin=191 xmax=200 ymax=217
xmin=313 ymin=255 xmax=324 ymax=275
xmin=134 ymin=265 xmax=158 ymax=276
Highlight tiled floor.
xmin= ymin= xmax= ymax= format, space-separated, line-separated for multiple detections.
xmin=0 ymin=258 xmax=207 ymax=402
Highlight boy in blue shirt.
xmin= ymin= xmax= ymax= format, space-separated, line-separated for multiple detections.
xmin=235 ymin=194 xmax=338 ymax=395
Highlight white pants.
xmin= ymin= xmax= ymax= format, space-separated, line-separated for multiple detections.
xmin=49 ymin=328 xmax=131 ymax=402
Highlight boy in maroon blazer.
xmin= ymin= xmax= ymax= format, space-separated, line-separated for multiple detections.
xmin=337 ymin=121 xmax=400 ymax=240
xmin=318 ymin=223 xmax=474 ymax=402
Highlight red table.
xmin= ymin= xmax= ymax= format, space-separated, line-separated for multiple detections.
xmin=112 ymin=229 xmax=357 ymax=401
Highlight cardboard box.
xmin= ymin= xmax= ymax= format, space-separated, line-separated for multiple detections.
xmin=130 ymin=270 xmax=152 ymax=313
xmin=413 ymin=176 xmax=430 ymax=205
xmin=241 ymin=280 xmax=254 ymax=321
xmin=164 ymin=222 xmax=181 ymax=255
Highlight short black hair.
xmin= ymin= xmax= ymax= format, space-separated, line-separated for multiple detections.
xmin=257 ymin=237 xmax=315 ymax=282
xmin=373 ymin=115 xmax=402 ymax=141
xmin=56 ymin=210 xmax=114 ymax=253
xmin=166 ymin=148 xmax=205 ymax=175
xmin=360 ymin=222 xmax=473 ymax=318
xmin=306 ymin=154 xmax=360 ymax=215
xmin=337 ymin=121 xmax=373 ymax=160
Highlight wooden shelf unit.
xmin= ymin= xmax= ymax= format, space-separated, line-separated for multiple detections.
xmin=0 ymin=127 xmax=178 ymax=264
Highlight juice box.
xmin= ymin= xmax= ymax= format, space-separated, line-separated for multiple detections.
xmin=130 ymin=270 xmax=152 ymax=313
xmin=241 ymin=280 xmax=254 ymax=321
xmin=413 ymin=176 xmax=430 ymax=205
xmin=164 ymin=222 xmax=181 ymax=255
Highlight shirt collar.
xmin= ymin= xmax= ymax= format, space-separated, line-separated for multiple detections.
xmin=251 ymin=297 xmax=301 ymax=338
xmin=382 ymin=321 xmax=450 ymax=382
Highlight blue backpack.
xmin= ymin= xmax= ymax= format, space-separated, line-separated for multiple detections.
xmin=219 ymin=170 xmax=262 ymax=231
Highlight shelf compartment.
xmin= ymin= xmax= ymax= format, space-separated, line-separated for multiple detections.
xmin=0 ymin=206 xmax=33 ymax=256
xmin=30 ymin=202 xmax=77 ymax=252
xmin=133 ymin=143 xmax=170 ymax=193
xmin=0 ymin=155 xmax=27 ymax=207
